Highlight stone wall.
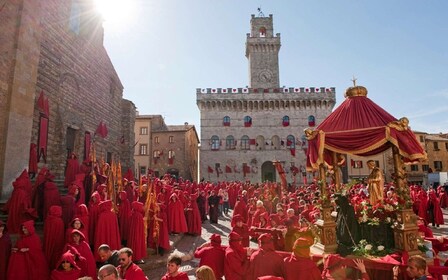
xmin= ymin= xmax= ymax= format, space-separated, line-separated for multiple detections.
xmin=0 ymin=0 xmax=134 ymax=198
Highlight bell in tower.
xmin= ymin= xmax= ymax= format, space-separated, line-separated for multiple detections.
xmin=245 ymin=13 xmax=281 ymax=89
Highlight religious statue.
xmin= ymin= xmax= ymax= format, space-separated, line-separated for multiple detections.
xmin=367 ymin=160 xmax=384 ymax=205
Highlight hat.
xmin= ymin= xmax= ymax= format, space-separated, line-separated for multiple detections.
xmin=293 ymin=237 xmax=313 ymax=258
xmin=210 ymin=234 xmax=221 ymax=244
xmin=229 ymin=231 xmax=242 ymax=242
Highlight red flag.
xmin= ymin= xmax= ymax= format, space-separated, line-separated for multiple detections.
xmin=249 ymin=139 xmax=256 ymax=145
xmin=225 ymin=165 xmax=232 ymax=173
xmin=290 ymin=148 xmax=296 ymax=157
xmin=207 ymin=166 xmax=214 ymax=173
xmin=37 ymin=90 xmax=50 ymax=117
xmin=95 ymin=121 xmax=108 ymax=138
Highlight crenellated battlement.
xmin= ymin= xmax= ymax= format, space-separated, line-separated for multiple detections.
xmin=196 ymin=87 xmax=336 ymax=94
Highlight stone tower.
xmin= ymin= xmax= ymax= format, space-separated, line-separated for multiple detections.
xmin=246 ymin=14 xmax=281 ymax=89
xmin=196 ymin=13 xmax=336 ymax=183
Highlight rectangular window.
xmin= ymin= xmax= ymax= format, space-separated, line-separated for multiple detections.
xmin=140 ymin=127 xmax=148 ymax=135
xmin=434 ymin=161 xmax=443 ymax=170
xmin=374 ymin=160 xmax=380 ymax=168
xmin=69 ymin=1 xmax=81 ymax=34
xmin=154 ymin=136 xmax=159 ymax=144
xmin=241 ymin=138 xmax=250 ymax=150
xmin=410 ymin=165 xmax=418 ymax=171
xmin=419 ymin=135 xmax=424 ymax=142
xmin=445 ymin=142 xmax=448 ymax=151
xmin=139 ymin=144 xmax=148 ymax=155
xmin=353 ymin=160 xmax=363 ymax=169
xmin=422 ymin=165 xmax=429 ymax=172
xmin=434 ymin=142 xmax=439 ymax=151
xmin=140 ymin=166 xmax=146 ymax=176
xmin=169 ymin=136 xmax=174 ymax=143
xmin=226 ymin=138 xmax=235 ymax=150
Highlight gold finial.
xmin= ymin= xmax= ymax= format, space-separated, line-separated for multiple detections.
xmin=351 ymin=76 xmax=357 ymax=87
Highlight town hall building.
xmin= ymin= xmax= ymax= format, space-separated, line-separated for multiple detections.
xmin=196 ymin=13 xmax=336 ymax=183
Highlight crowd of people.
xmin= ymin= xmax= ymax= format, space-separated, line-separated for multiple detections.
xmin=0 ymin=154 xmax=448 ymax=279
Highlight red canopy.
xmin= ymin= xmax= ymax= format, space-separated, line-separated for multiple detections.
xmin=306 ymin=86 xmax=426 ymax=169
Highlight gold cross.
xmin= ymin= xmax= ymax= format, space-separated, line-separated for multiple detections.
xmin=351 ymin=76 xmax=357 ymax=86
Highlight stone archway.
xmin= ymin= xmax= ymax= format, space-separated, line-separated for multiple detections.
xmin=261 ymin=161 xmax=276 ymax=182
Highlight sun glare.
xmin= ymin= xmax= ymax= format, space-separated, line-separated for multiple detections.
xmin=94 ymin=0 xmax=134 ymax=26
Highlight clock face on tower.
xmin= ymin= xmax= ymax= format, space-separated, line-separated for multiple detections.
xmin=257 ymin=70 xmax=273 ymax=83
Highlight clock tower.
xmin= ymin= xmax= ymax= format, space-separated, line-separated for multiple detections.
xmin=246 ymin=13 xmax=281 ymax=88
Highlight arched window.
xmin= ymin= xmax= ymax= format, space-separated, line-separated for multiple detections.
xmin=223 ymin=116 xmax=230 ymax=126
xmin=244 ymin=116 xmax=252 ymax=127
xmin=308 ymin=115 xmax=316 ymax=127
xmin=259 ymin=27 xmax=266 ymax=37
xmin=226 ymin=135 xmax=235 ymax=150
xmin=241 ymin=135 xmax=250 ymax=150
xmin=256 ymin=135 xmax=265 ymax=150
xmin=271 ymin=135 xmax=280 ymax=149
xmin=282 ymin=115 xmax=290 ymax=127
xmin=211 ymin=135 xmax=220 ymax=150
xmin=301 ymin=135 xmax=308 ymax=149
xmin=286 ymin=135 xmax=295 ymax=148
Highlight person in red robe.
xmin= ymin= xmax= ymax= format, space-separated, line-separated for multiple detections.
xmin=427 ymin=190 xmax=444 ymax=227
xmin=68 ymin=180 xmax=86 ymax=208
xmin=44 ymin=205 xmax=66 ymax=269
xmin=161 ymin=254 xmax=189 ymax=280
xmin=417 ymin=190 xmax=429 ymax=224
xmin=248 ymin=233 xmax=284 ymax=280
xmin=7 ymin=220 xmax=50 ymax=280
xmin=127 ymin=201 xmax=147 ymax=262
xmin=43 ymin=172 xmax=61 ymax=221
xmin=88 ymin=191 xmax=101 ymax=245
xmin=117 ymin=191 xmax=131 ymax=245
xmin=224 ymin=232 xmax=250 ymax=280
xmin=60 ymin=194 xmax=76 ymax=228
xmin=65 ymin=229 xmax=96 ymax=278
xmin=233 ymin=196 xmax=248 ymax=224
xmin=74 ymin=204 xmax=89 ymax=242
xmin=283 ymin=237 xmax=321 ymax=280
xmin=194 ymin=233 xmax=226 ymax=279
xmin=50 ymin=250 xmax=82 ymax=280
xmin=168 ymin=193 xmax=188 ymax=234
xmin=231 ymin=214 xmax=251 ymax=247
xmin=0 ymin=220 xmax=11 ymax=280
xmin=149 ymin=203 xmax=170 ymax=256
xmin=3 ymin=170 xmax=36 ymax=233
xmin=64 ymin=153 xmax=80 ymax=187
xmin=66 ymin=217 xmax=89 ymax=244
xmin=116 ymin=247 xmax=148 ymax=280
xmin=94 ymin=200 xmax=121 ymax=251
xmin=439 ymin=188 xmax=448 ymax=208
xmin=184 ymin=190 xmax=202 ymax=235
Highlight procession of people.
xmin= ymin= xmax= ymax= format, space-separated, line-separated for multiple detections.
xmin=1 ymin=154 xmax=448 ymax=280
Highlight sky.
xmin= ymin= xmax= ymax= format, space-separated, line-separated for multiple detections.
xmin=98 ymin=0 xmax=448 ymax=135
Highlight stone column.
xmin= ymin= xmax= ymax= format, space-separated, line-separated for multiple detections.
xmin=0 ymin=0 xmax=42 ymax=200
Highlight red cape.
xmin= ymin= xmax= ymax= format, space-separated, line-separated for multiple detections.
xmin=128 ymin=201 xmax=147 ymax=261
xmin=44 ymin=206 xmax=66 ymax=269
xmin=7 ymin=220 xmax=49 ymax=280
xmin=94 ymin=200 xmax=121 ymax=251
xmin=283 ymin=255 xmax=321 ymax=280
xmin=168 ymin=195 xmax=188 ymax=233
xmin=0 ymin=223 xmax=11 ymax=280
xmin=65 ymin=230 xmax=96 ymax=278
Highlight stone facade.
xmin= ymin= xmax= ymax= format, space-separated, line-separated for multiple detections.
xmin=0 ymin=0 xmax=135 ymax=199
xmin=197 ymin=14 xmax=336 ymax=183
xmin=134 ymin=115 xmax=199 ymax=181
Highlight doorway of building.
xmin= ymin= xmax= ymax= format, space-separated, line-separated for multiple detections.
xmin=261 ymin=161 xmax=276 ymax=182
xmin=167 ymin=168 xmax=179 ymax=179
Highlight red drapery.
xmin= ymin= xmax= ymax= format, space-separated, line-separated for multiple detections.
xmin=84 ymin=132 xmax=91 ymax=160
xmin=306 ymin=93 xmax=426 ymax=169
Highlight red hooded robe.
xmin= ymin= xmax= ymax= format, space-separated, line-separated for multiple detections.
xmin=0 ymin=220 xmax=11 ymax=280
xmin=65 ymin=229 xmax=96 ymax=278
xmin=224 ymin=232 xmax=249 ymax=280
xmin=64 ymin=153 xmax=80 ymax=187
xmin=7 ymin=220 xmax=49 ymax=280
xmin=168 ymin=193 xmax=188 ymax=233
xmin=94 ymin=200 xmax=121 ymax=251
xmin=50 ymin=250 xmax=82 ymax=280
xmin=44 ymin=205 xmax=66 ymax=269
xmin=118 ymin=191 xmax=132 ymax=242
xmin=128 ymin=201 xmax=147 ymax=261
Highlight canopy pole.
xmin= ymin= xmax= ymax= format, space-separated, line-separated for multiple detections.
xmin=392 ymin=146 xmax=420 ymax=256
xmin=332 ymin=152 xmax=341 ymax=192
